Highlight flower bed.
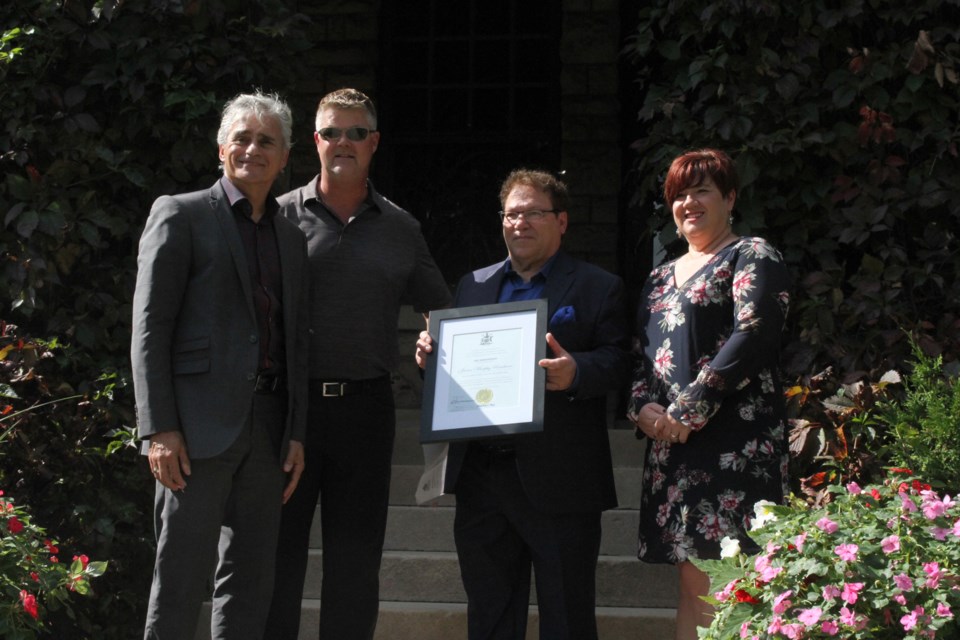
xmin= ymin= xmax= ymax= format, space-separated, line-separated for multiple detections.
xmin=697 ymin=470 xmax=960 ymax=639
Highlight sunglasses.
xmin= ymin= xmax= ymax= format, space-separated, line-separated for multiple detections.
xmin=317 ymin=127 xmax=374 ymax=142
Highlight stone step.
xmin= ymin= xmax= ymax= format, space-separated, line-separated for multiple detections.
xmin=196 ymin=601 xmax=676 ymax=640
xmin=298 ymin=550 xmax=677 ymax=609
xmin=392 ymin=409 xmax=643 ymax=468
xmin=383 ymin=463 xmax=640 ymax=509
xmin=303 ymin=505 xmax=640 ymax=557
xmin=385 ymin=459 xmax=641 ymax=508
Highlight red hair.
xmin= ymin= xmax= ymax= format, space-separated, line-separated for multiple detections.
xmin=663 ymin=149 xmax=738 ymax=204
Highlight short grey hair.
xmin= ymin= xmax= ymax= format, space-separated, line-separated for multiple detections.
xmin=217 ymin=91 xmax=293 ymax=150
xmin=314 ymin=88 xmax=377 ymax=131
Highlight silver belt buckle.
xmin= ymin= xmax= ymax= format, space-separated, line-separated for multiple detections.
xmin=256 ymin=374 xmax=279 ymax=392
xmin=322 ymin=382 xmax=343 ymax=397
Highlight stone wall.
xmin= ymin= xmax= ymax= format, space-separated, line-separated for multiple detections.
xmin=559 ymin=0 xmax=622 ymax=275
xmin=283 ymin=0 xmax=380 ymax=188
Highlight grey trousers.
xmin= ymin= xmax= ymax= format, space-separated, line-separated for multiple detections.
xmin=143 ymin=392 xmax=286 ymax=640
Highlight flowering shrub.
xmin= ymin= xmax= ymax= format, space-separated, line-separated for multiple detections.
xmin=696 ymin=470 xmax=960 ymax=639
xmin=0 ymin=490 xmax=106 ymax=639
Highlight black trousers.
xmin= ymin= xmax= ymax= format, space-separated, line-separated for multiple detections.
xmin=454 ymin=446 xmax=603 ymax=640
xmin=266 ymin=377 xmax=395 ymax=640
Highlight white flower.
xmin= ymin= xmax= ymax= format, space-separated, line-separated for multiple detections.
xmin=720 ymin=536 xmax=741 ymax=558
xmin=751 ymin=500 xmax=778 ymax=531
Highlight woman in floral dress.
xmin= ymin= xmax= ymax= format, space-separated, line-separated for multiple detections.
xmin=628 ymin=149 xmax=791 ymax=639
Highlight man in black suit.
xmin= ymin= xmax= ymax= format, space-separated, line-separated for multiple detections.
xmin=132 ymin=91 xmax=308 ymax=640
xmin=416 ymin=169 xmax=630 ymax=640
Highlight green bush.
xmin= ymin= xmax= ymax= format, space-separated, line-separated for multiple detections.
xmin=623 ymin=0 xmax=960 ymax=379
xmin=878 ymin=346 xmax=960 ymax=492
xmin=1 ymin=1 xmax=311 ymax=636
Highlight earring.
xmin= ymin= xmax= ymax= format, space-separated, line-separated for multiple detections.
xmin=676 ymin=227 xmax=683 ymax=238
xmin=728 ymin=215 xmax=734 ymax=226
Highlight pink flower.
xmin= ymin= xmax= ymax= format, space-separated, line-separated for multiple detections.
xmin=840 ymin=607 xmax=867 ymax=630
xmin=924 ymin=562 xmax=942 ymax=588
xmin=841 ymin=582 xmax=864 ymax=604
xmin=840 ymin=607 xmax=856 ymax=625
xmin=794 ymin=531 xmax=807 ymax=552
xmin=822 ymin=584 xmax=841 ymax=601
xmin=816 ymin=517 xmax=838 ymax=533
xmin=931 ymin=526 xmax=950 ymax=541
xmin=937 ymin=602 xmax=953 ymax=618
xmin=846 ymin=482 xmax=862 ymax=494
xmin=894 ymin=573 xmax=913 ymax=590
xmin=821 ymin=620 xmax=839 ymax=635
xmin=781 ymin=623 xmax=805 ymax=639
xmin=798 ymin=607 xmax=822 ymax=626
xmin=834 ymin=543 xmax=859 ymax=562
xmin=953 ymin=518 xmax=960 ymax=537
xmin=773 ymin=590 xmax=793 ymax=614
xmin=715 ymin=579 xmax=739 ymax=602
xmin=921 ymin=491 xmax=954 ymax=520
xmin=881 ymin=535 xmax=900 ymax=553
xmin=767 ymin=616 xmax=784 ymax=634
xmin=894 ymin=593 xmax=907 ymax=605
xmin=754 ymin=554 xmax=783 ymax=584
xmin=739 ymin=621 xmax=752 ymax=638
xmin=901 ymin=606 xmax=925 ymax=631
xmin=901 ymin=493 xmax=919 ymax=513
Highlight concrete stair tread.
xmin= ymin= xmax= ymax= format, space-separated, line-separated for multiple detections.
xmin=297 ymin=549 xmax=676 ymax=608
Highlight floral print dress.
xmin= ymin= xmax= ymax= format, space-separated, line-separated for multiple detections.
xmin=629 ymin=237 xmax=791 ymax=564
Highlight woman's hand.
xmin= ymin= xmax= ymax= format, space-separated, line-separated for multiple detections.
xmin=631 ymin=402 xmax=666 ymax=439
xmin=655 ymin=411 xmax=692 ymax=444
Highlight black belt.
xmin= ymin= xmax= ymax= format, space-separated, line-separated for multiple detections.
xmin=254 ymin=373 xmax=286 ymax=394
xmin=473 ymin=439 xmax=516 ymax=456
xmin=316 ymin=375 xmax=390 ymax=398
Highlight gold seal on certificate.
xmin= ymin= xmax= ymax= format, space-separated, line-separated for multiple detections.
xmin=475 ymin=388 xmax=494 ymax=405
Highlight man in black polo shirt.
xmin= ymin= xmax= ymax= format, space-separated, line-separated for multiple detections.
xmin=265 ymin=88 xmax=452 ymax=640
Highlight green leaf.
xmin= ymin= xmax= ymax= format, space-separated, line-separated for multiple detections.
xmin=0 ymin=383 xmax=20 ymax=399
xmin=16 ymin=209 xmax=38 ymax=237
xmin=832 ymin=84 xmax=857 ymax=108
xmin=658 ymin=39 xmax=681 ymax=61
xmin=6 ymin=174 xmax=32 ymax=200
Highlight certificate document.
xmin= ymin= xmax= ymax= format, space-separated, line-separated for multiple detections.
xmin=420 ymin=299 xmax=546 ymax=443
xmin=447 ymin=327 xmax=523 ymax=412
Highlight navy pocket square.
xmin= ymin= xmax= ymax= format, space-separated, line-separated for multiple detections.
xmin=550 ymin=305 xmax=576 ymax=326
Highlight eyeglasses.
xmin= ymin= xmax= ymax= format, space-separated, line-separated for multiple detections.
xmin=499 ymin=209 xmax=558 ymax=225
xmin=317 ymin=127 xmax=374 ymax=142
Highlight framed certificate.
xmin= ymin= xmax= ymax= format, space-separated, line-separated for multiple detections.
xmin=420 ymin=299 xmax=547 ymax=443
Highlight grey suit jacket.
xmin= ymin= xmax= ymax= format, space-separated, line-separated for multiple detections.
xmin=443 ymin=250 xmax=630 ymax=514
xmin=131 ymin=180 xmax=309 ymax=459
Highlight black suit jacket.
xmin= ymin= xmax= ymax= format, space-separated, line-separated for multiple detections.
xmin=442 ymin=251 xmax=630 ymax=514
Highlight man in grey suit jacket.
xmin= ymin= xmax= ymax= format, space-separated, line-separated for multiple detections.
xmin=416 ymin=169 xmax=630 ymax=640
xmin=131 ymin=92 xmax=309 ymax=640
